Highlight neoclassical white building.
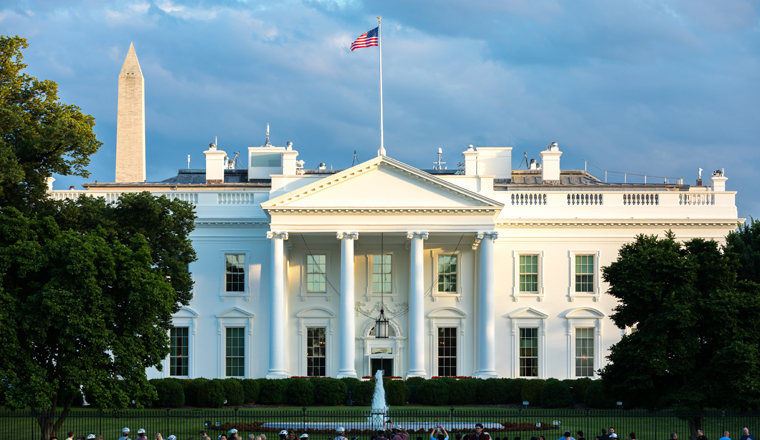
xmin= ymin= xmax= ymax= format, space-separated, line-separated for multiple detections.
xmin=48 ymin=45 xmax=740 ymax=381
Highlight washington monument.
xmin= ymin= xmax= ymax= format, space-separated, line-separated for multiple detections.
xmin=115 ymin=42 xmax=146 ymax=183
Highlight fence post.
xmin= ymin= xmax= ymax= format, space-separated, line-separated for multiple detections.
xmin=98 ymin=407 xmax=103 ymax=438
xmin=166 ymin=407 xmax=170 ymax=438
xmin=586 ymin=408 xmax=590 ymax=440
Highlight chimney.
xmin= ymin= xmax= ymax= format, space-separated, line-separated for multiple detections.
xmin=462 ymin=145 xmax=479 ymax=176
xmin=540 ymin=141 xmax=562 ymax=184
xmin=46 ymin=177 xmax=55 ymax=191
xmin=709 ymin=169 xmax=727 ymax=192
xmin=204 ymin=143 xmax=227 ymax=184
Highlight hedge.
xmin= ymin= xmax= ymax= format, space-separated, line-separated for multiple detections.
xmin=222 ymin=379 xmax=245 ymax=406
xmin=405 ymin=377 xmax=426 ymax=387
xmin=197 ymin=379 xmax=226 ymax=408
xmin=184 ymin=378 xmax=209 ymax=407
xmin=259 ymin=379 xmax=287 ymax=405
xmin=151 ymin=379 xmax=185 ymax=408
xmin=572 ymin=377 xmax=593 ymax=404
xmin=541 ymin=379 xmax=571 ymax=408
xmin=312 ymin=378 xmax=347 ymax=406
xmin=584 ymin=380 xmax=614 ymax=409
xmin=449 ymin=378 xmax=477 ymax=405
xmin=352 ymin=380 xmax=375 ymax=406
xmin=287 ymin=378 xmax=315 ymax=406
xmin=386 ymin=380 xmax=410 ymax=406
xmin=477 ymin=378 xmax=508 ymax=404
xmin=340 ymin=377 xmax=362 ymax=391
xmin=242 ymin=379 xmax=260 ymax=404
xmin=417 ymin=379 xmax=449 ymax=405
xmin=504 ymin=379 xmax=526 ymax=404
xmin=521 ymin=379 xmax=545 ymax=406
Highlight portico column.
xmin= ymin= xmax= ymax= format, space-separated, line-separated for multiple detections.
xmin=477 ymin=231 xmax=498 ymax=378
xmin=267 ymin=231 xmax=288 ymax=378
xmin=407 ymin=231 xmax=429 ymax=377
xmin=337 ymin=231 xmax=359 ymax=378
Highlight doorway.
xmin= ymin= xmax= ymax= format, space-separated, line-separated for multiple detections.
xmin=371 ymin=358 xmax=394 ymax=377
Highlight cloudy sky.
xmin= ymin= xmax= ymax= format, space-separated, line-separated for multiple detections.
xmin=3 ymin=0 xmax=759 ymax=217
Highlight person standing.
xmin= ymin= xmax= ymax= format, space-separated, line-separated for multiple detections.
xmin=740 ymin=428 xmax=755 ymax=440
xmin=697 ymin=430 xmax=707 ymax=440
xmin=719 ymin=432 xmax=731 ymax=440
xmin=66 ymin=432 xmax=75 ymax=440
xmin=431 ymin=426 xmax=449 ymax=440
xmin=600 ymin=429 xmax=610 ymax=440
xmin=470 ymin=424 xmax=491 ymax=440
xmin=119 ymin=428 xmax=132 ymax=440
xmin=577 ymin=432 xmax=585 ymax=440
xmin=558 ymin=432 xmax=575 ymax=440
xmin=376 ymin=429 xmax=389 ymax=440
xmin=670 ymin=433 xmax=678 ymax=440
xmin=137 ymin=429 xmax=148 ymax=440
xmin=335 ymin=428 xmax=348 ymax=440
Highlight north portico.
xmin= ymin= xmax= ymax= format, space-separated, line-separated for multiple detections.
xmin=261 ymin=156 xmax=504 ymax=379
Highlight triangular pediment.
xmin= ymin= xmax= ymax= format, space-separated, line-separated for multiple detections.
xmin=262 ymin=156 xmax=503 ymax=212
xmin=215 ymin=307 xmax=255 ymax=318
xmin=564 ymin=307 xmax=604 ymax=319
xmin=506 ymin=307 xmax=548 ymax=319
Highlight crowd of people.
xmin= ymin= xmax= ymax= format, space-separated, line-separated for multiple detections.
xmin=47 ymin=424 xmax=757 ymax=440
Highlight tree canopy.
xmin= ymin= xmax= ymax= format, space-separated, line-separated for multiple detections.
xmin=600 ymin=231 xmax=760 ymax=412
xmin=0 ymin=35 xmax=196 ymax=440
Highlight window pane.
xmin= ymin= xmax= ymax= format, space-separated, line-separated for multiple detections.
xmin=437 ymin=255 xmax=458 ymax=293
xmin=306 ymin=255 xmax=327 ymax=293
xmin=575 ymin=327 xmax=595 ymax=377
xmin=372 ymin=255 xmax=392 ymax=293
xmin=519 ymin=328 xmax=539 ymax=377
xmin=225 ymin=254 xmax=245 ymax=292
xmin=574 ymin=255 xmax=594 ymax=292
xmin=170 ymin=327 xmax=189 ymax=376
xmin=437 ymin=327 xmax=457 ymax=377
xmin=306 ymin=327 xmax=326 ymax=377
xmin=225 ymin=327 xmax=245 ymax=377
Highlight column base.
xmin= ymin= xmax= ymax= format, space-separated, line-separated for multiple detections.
xmin=337 ymin=370 xmax=357 ymax=379
xmin=266 ymin=371 xmax=289 ymax=379
xmin=406 ymin=370 xmax=427 ymax=378
xmin=475 ymin=371 xmax=497 ymax=379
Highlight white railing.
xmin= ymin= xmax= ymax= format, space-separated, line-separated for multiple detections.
xmin=511 ymin=193 xmax=546 ymax=205
xmin=567 ymin=193 xmax=603 ymax=205
xmin=163 ymin=193 xmax=198 ymax=204
xmin=623 ymin=193 xmax=659 ymax=205
xmin=680 ymin=193 xmax=714 ymax=206
xmin=217 ymin=192 xmax=257 ymax=205
xmin=49 ymin=190 xmax=200 ymax=205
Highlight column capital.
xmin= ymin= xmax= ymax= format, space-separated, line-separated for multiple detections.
xmin=336 ymin=232 xmax=359 ymax=240
xmin=267 ymin=231 xmax=289 ymax=240
xmin=406 ymin=231 xmax=429 ymax=240
xmin=476 ymin=231 xmax=499 ymax=241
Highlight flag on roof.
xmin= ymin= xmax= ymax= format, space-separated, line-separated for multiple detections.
xmin=350 ymin=27 xmax=379 ymax=51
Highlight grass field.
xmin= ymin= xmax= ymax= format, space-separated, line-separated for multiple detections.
xmin=2 ymin=407 xmax=758 ymax=440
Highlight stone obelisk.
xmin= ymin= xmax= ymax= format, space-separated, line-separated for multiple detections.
xmin=115 ymin=43 xmax=146 ymax=183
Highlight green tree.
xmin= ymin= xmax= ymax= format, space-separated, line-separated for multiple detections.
xmin=0 ymin=36 xmax=101 ymax=212
xmin=726 ymin=218 xmax=760 ymax=284
xmin=0 ymin=36 xmax=197 ymax=440
xmin=600 ymin=232 xmax=760 ymax=437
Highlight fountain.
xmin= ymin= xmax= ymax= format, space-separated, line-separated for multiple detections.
xmin=368 ymin=369 xmax=389 ymax=429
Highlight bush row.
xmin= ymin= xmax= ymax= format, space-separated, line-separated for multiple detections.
xmin=79 ymin=377 xmax=612 ymax=409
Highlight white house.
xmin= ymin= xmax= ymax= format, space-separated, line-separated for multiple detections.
xmin=47 ymin=44 xmax=740 ymax=381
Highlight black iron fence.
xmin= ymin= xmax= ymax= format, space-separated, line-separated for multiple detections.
xmin=2 ymin=408 xmax=758 ymax=440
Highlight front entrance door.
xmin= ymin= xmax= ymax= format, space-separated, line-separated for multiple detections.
xmin=371 ymin=358 xmax=393 ymax=377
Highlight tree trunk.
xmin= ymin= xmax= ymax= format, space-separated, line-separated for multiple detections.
xmin=37 ymin=395 xmax=74 ymax=440
xmin=689 ymin=416 xmax=703 ymax=440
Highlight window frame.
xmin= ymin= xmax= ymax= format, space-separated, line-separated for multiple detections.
xmin=225 ymin=327 xmax=246 ymax=378
xmin=568 ymin=250 xmax=601 ymax=301
xmin=365 ymin=250 xmax=397 ymax=301
xmin=519 ymin=327 xmax=540 ymax=378
xmin=169 ymin=326 xmax=190 ymax=377
xmin=574 ymin=327 xmax=595 ymax=378
xmin=512 ymin=251 xmax=545 ymax=301
xmin=219 ymin=250 xmax=251 ymax=300
xmin=305 ymin=327 xmax=327 ymax=377
xmin=296 ymin=307 xmax=335 ymax=377
xmin=508 ymin=308 xmax=547 ymax=379
xmin=432 ymin=250 xmax=462 ymax=301
xmin=565 ymin=307 xmax=604 ymax=379
xmin=436 ymin=326 xmax=459 ymax=377
xmin=164 ymin=306 xmax=197 ymax=378
xmin=299 ymin=250 xmax=333 ymax=301
xmin=215 ymin=307 xmax=255 ymax=378
xmin=427 ymin=307 xmax=466 ymax=376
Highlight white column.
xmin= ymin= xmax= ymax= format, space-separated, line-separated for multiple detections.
xmin=267 ymin=231 xmax=288 ymax=378
xmin=407 ymin=231 xmax=428 ymax=377
xmin=477 ymin=231 xmax=498 ymax=378
xmin=337 ymin=232 xmax=359 ymax=378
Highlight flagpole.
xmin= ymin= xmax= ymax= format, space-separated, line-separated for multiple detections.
xmin=378 ymin=16 xmax=386 ymax=157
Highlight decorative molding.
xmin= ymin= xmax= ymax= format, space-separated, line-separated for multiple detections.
xmin=196 ymin=220 xmax=269 ymax=228
xmin=355 ymin=301 xmax=409 ymax=320
xmin=267 ymin=231 xmax=289 ymax=240
xmin=406 ymin=231 xmax=429 ymax=240
xmin=266 ymin=207 xmax=502 ymax=215
xmin=512 ymin=250 xmax=546 ymax=302
xmin=496 ymin=220 xmax=739 ymax=228
xmin=473 ymin=231 xmax=498 ymax=249
xmin=336 ymin=232 xmax=359 ymax=240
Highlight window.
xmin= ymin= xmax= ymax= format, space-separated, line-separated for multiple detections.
xmin=226 ymin=327 xmax=245 ymax=377
xmin=437 ymin=255 xmax=457 ymax=293
xmin=519 ymin=327 xmax=539 ymax=377
xmin=519 ymin=255 xmax=539 ymax=293
xmin=170 ymin=327 xmax=189 ymax=377
xmin=306 ymin=254 xmax=326 ymax=293
xmin=437 ymin=327 xmax=457 ymax=377
xmin=575 ymin=327 xmax=595 ymax=377
xmin=225 ymin=254 xmax=245 ymax=292
xmin=372 ymin=255 xmax=392 ymax=293
xmin=306 ymin=327 xmax=326 ymax=377
xmin=575 ymin=255 xmax=594 ymax=293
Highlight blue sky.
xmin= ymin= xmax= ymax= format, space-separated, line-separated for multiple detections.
xmin=3 ymin=0 xmax=759 ymax=217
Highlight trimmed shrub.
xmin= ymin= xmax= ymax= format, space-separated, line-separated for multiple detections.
xmin=504 ymin=379 xmax=527 ymax=404
xmin=197 ymin=379 xmax=226 ymax=408
xmin=259 ymin=379 xmax=288 ymax=405
xmin=286 ymin=378 xmax=315 ymax=406
xmin=477 ymin=378 xmax=508 ymax=404
xmin=184 ymin=378 xmax=209 ymax=407
xmin=352 ymin=380 xmax=375 ymax=406
xmin=449 ymin=379 xmax=477 ymax=405
xmin=541 ymin=379 xmax=571 ymax=408
xmin=340 ymin=377 xmax=362 ymax=391
xmin=417 ymin=379 xmax=449 ymax=405
xmin=313 ymin=378 xmax=348 ymax=406
xmin=405 ymin=377 xmax=426 ymax=387
xmin=222 ymin=379 xmax=245 ymax=406
xmin=572 ymin=378 xmax=593 ymax=405
xmin=386 ymin=380 xmax=410 ymax=406
xmin=520 ymin=379 xmax=545 ymax=406
xmin=242 ymin=379 xmax=260 ymax=404
xmin=152 ymin=379 xmax=185 ymax=408
xmin=408 ymin=385 xmax=420 ymax=404
xmin=584 ymin=380 xmax=614 ymax=409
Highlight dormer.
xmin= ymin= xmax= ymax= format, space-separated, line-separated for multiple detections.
xmin=248 ymin=142 xmax=298 ymax=180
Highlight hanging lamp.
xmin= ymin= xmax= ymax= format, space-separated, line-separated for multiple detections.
xmin=375 ymin=233 xmax=390 ymax=339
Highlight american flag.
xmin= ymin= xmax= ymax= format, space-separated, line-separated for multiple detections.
xmin=350 ymin=27 xmax=379 ymax=51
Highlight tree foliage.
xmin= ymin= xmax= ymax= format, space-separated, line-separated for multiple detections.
xmin=726 ymin=218 xmax=760 ymax=284
xmin=600 ymin=232 xmax=760 ymax=411
xmin=0 ymin=36 xmax=101 ymax=212
xmin=0 ymin=36 xmax=196 ymax=440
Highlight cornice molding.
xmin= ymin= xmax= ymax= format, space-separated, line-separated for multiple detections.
xmin=496 ymin=219 xmax=741 ymax=228
xmin=265 ymin=207 xmax=501 ymax=215
xmin=196 ymin=220 xmax=269 ymax=228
